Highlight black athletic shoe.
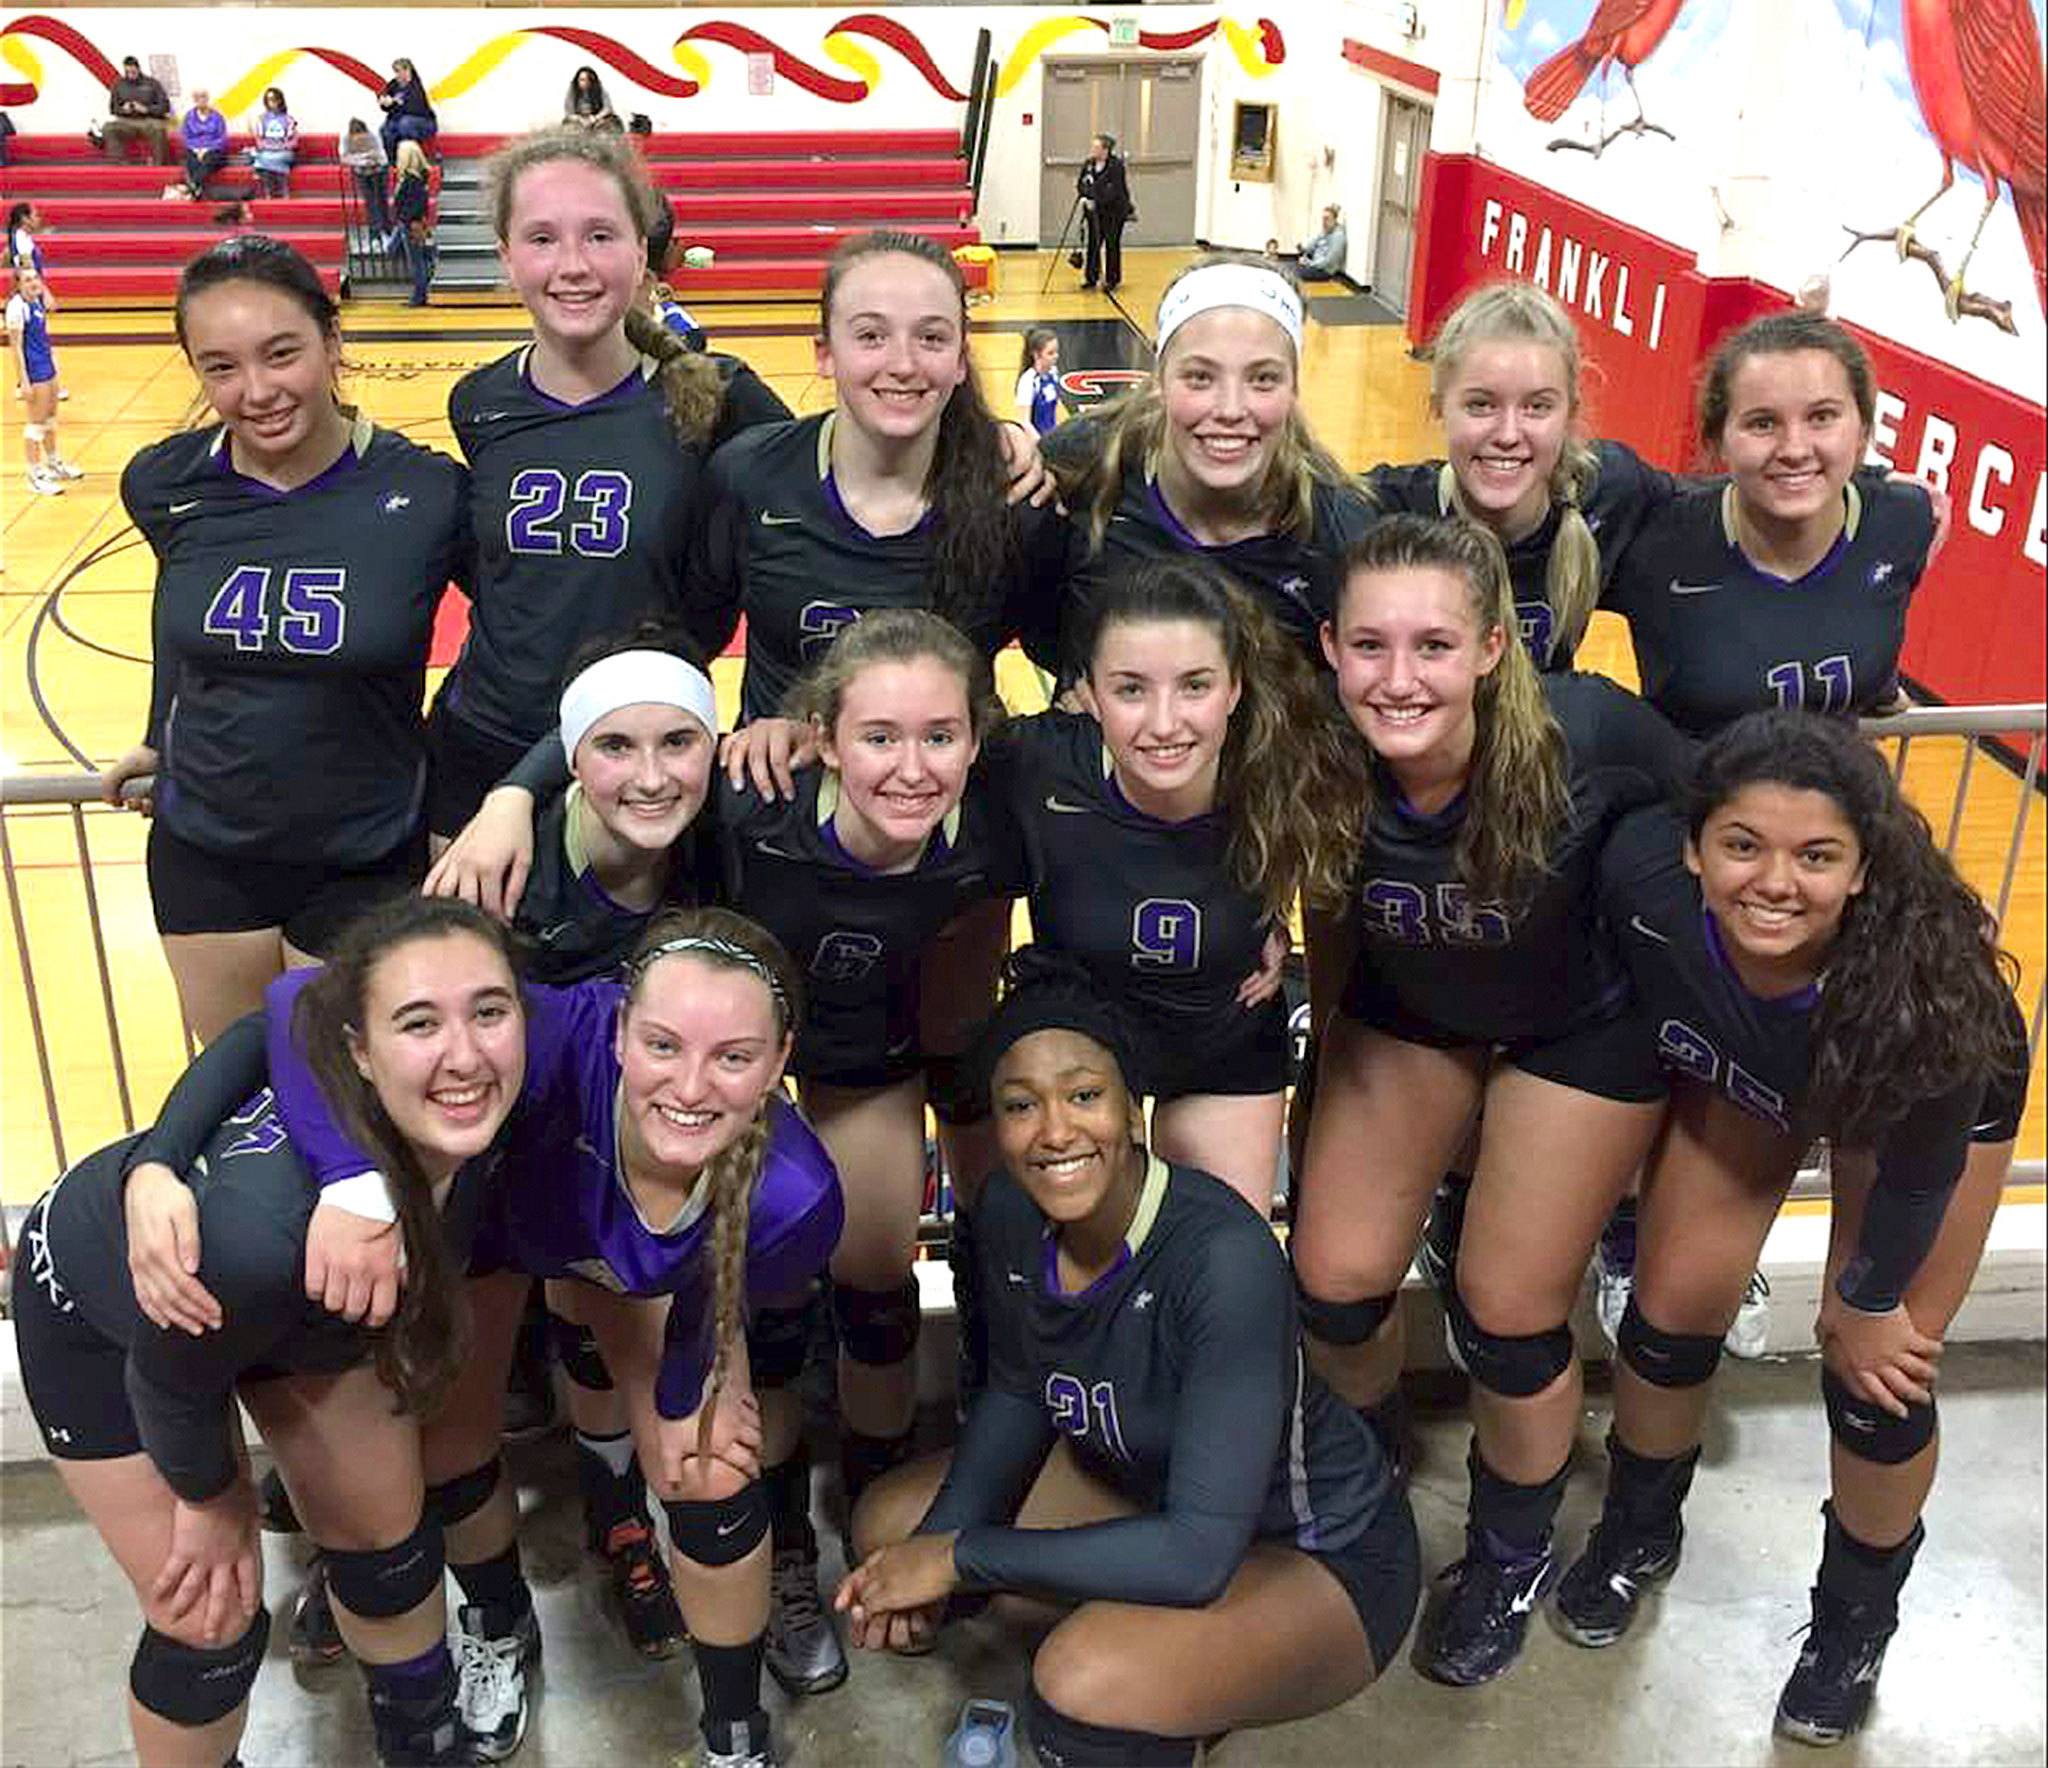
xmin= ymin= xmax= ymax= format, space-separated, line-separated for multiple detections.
xmin=1414 ymin=1528 xmax=1555 ymax=1687
xmin=1552 ymin=1517 xmax=1683 ymax=1647
xmin=1416 ymin=1175 xmax=1468 ymax=1300
xmin=289 ymin=1554 xmax=346 ymax=1668
xmin=599 ymin=1519 xmax=684 ymax=1660
xmin=1774 ymin=1588 xmax=1897 ymax=1747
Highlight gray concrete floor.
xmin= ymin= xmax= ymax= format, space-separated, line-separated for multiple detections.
xmin=2 ymin=1346 xmax=2043 ymax=1768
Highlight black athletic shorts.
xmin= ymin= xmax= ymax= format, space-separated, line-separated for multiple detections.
xmin=1131 ymin=996 xmax=1289 ymax=1103
xmin=12 ymin=1186 xmax=144 ymax=1463
xmin=1337 ymin=975 xmax=1666 ymax=1106
xmin=148 ymin=819 xmax=426 ymax=954
xmin=425 ymin=690 xmax=533 ymax=840
xmin=1306 ymin=1488 xmax=1422 ymax=1674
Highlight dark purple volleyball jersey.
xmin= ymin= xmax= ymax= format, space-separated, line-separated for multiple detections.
xmin=261 ymin=971 xmax=844 ymax=1416
xmin=1599 ymin=803 xmax=2029 ymax=1310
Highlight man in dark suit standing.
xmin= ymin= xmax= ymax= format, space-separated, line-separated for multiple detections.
xmin=1076 ymin=132 xmax=1133 ymax=293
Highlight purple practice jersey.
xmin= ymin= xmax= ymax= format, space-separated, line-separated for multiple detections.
xmin=263 ymin=970 xmax=844 ymax=1416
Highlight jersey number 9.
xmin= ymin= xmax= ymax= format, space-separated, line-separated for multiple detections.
xmin=1131 ymin=899 xmax=1202 ymax=971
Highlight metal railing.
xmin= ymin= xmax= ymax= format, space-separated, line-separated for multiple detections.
xmin=3 ymin=708 xmax=2043 ymax=1271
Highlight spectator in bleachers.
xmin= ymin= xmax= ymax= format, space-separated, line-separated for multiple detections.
xmin=180 ymin=88 xmax=228 ymax=200
xmin=251 ymin=86 xmax=298 ymax=198
xmin=378 ymin=57 xmax=437 ymax=162
xmin=391 ymin=138 xmax=436 ymax=307
xmin=626 ymin=114 xmax=675 ymax=275
xmin=340 ymin=117 xmax=391 ymax=236
xmin=1298 ymin=204 xmax=1348 ymax=282
xmin=103 ymin=55 xmax=173 ymax=164
xmin=564 ymin=66 xmax=622 ymax=134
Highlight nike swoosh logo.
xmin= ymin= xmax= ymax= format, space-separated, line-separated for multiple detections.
xmin=755 ymin=839 xmax=802 ymax=860
xmin=1668 ymin=580 xmax=1722 ymax=596
xmin=1004 ymin=1271 xmax=1030 ymax=1286
xmin=1628 ymin=915 xmax=1670 ymax=944
xmin=169 ymin=499 xmax=200 ymax=514
xmin=759 ymin=511 xmax=802 ymax=526
xmin=1045 ymin=794 xmax=1090 ymax=815
xmin=716 ymin=1515 xmax=749 ymax=1536
xmin=1971 ymin=1119 xmax=2004 ymax=1135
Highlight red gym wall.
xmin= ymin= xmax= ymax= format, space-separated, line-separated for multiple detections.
xmin=1387 ymin=0 xmax=2045 ymax=714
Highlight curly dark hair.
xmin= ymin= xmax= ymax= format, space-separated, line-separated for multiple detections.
xmin=1686 ymin=710 xmax=2021 ymax=1145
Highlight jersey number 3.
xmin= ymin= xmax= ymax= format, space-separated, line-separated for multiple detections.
xmin=506 ymin=467 xmax=632 ymax=558
xmin=203 ymin=566 xmax=346 ymax=655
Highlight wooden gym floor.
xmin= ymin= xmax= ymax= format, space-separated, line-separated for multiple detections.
xmin=2 ymin=248 xmax=2040 ymax=1197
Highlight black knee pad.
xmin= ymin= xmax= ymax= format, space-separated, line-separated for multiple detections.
xmin=747 ymin=1297 xmax=814 ymax=1390
xmin=831 ymin=1279 xmax=922 ymax=1367
xmin=426 ymin=1455 xmax=502 ymax=1528
xmin=1024 ymin=1685 xmax=1198 ymax=1766
xmin=1294 ymin=1274 xmax=1397 ymax=1347
xmin=129 ymin=1609 xmax=270 ymax=1726
xmin=547 ymin=1309 xmax=613 ymax=1391
xmin=1445 ymin=1287 xmax=1575 ymax=1398
xmin=926 ymin=1051 xmax=989 ymax=1127
xmin=1822 ymin=1367 xmax=1937 ymax=1465
xmin=1618 ymin=1298 xmax=1725 ymax=1389
xmin=662 ymin=1481 xmax=769 ymax=1568
xmin=325 ymin=1511 xmax=446 ymax=1619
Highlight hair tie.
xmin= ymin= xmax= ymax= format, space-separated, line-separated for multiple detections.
xmin=634 ymin=935 xmax=789 ymax=1019
xmin=1156 ymin=263 xmax=1304 ymax=356
xmin=559 ymin=650 xmax=718 ymax=759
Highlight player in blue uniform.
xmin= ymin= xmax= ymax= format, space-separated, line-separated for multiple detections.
xmin=21 ymin=896 xmax=527 ymax=1766
xmin=139 ymin=909 xmax=844 ymax=1768
xmin=7 ymin=263 xmax=77 ymax=493
xmin=980 ymin=555 xmax=1360 ymax=1211
xmin=1014 ymin=327 xmax=1062 ymax=436
xmin=1291 ymin=516 xmax=1689 ymax=1687
xmin=1043 ymin=254 xmax=1379 ymax=671
xmin=1605 ymin=312 xmax=1937 ymax=738
xmin=840 ymin=951 xmax=1418 ymax=1766
xmin=1562 ymin=711 xmax=2027 ymax=1745
xmin=681 ymin=229 xmax=1062 ymax=729
xmin=425 ymin=129 xmax=791 ymax=839
xmin=99 ymin=238 xmax=470 ymax=1045
xmin=1359 ymin=280 xmax=1682 ymax=672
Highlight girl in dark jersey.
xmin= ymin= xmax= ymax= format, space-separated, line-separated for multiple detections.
xmin=840 ymin=951 xmax=1417 ymax=1767
xmin=714 ymin=613 xmax=1008 ymax=1526
xmin=981 ymin=555 xmax=1360 ymax=1212
xmin=1292 ymin=516 xmax=1688 ymax=1689
xmin=1604 ymin=312 xmax=1937 ymax=737
xmin=139 ymin=910 xmax=845 ymax=1768
xmin=424 ymin=129 xmax=790 ymax=839
xmin=101 ymin=238 xmax=470 ymax=1042
xmin=1044 ymin=253 xmax=1378 ymax=670
xmin=17 ymin=896 xmax=525 ymax=1766
xmin=682 ymin=228 xmax=1061 ymax=731
xmin=1360 ymin=279 xmax=1680 ymax=671
xmin=1560 ymin=712 xmax=2027 ymax=1747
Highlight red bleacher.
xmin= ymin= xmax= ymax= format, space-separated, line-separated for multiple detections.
xmin=1 ymin=126 xmax=983 ymax=301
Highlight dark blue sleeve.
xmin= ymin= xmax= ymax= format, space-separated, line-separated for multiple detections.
xmin=1835 ymin=1083 xmax=1976 ymax=1313
xmin=655 ymin=1261 xmax=718 ymax=1419
xmin=503 ymin=732 xmax=572 ymax=799
xmin=948 ymin=1229 xmax=1290 ymax=1607
xmin=122 ymin=1013 xmax=269 ymax=1177
xmin=682 ymin=444 xmax=746 ymax=662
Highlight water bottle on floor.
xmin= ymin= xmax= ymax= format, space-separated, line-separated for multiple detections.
xmin=943 ymin=1698 xmax=1018 ymax=1767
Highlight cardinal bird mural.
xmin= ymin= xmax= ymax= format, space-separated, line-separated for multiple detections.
xmin=1890 ymin=0 xmax=2047 ymax=319
xmin=1521 ymin=0 xmax=1688 ymax=151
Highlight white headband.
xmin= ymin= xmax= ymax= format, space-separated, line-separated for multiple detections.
xmin=1155 ymin=263 xmax=1304 ymax=355
xmin=559 ymin=650 xmax=719 ymax=759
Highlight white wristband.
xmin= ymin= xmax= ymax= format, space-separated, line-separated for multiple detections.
xmin=319 ymin=1170 xmax=397 ymax=1225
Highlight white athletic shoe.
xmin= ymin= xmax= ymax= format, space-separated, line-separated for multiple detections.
xmin=27 ymin=467 xmax=65 ymax=495
xmin=454 ymin=1603 xmax=538 ymax=1761
xmin=47 ymin=458 xmax=84 ymax=480
xmin=1594 ymin=1243 xmax=1633 ymax=1352
xmin=1723 ymin=1271 xmax=1772 ymax=1360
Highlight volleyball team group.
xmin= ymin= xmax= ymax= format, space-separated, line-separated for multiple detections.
xmin=10 ymin=125 xmax=2027 ymax=1768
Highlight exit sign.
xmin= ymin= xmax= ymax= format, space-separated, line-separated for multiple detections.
xmin=1109 ymin=17 xmax=1140 ymax=47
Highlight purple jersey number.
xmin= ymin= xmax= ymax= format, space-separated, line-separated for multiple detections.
xmin=1131 ymin=899 xmax=1202 ymax=972
xmin=1765 ymin=654 xmax=1854 ymax=714
xmin=1045 ymin=1371 xmax=1130 ymax=1460
xmin=506 ymin=467 xmax=633 ymax=558
xmin=202 ymin=565 xmax=346 ymax=656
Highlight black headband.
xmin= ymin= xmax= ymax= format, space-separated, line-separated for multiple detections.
xmin=973 ymin=947 xmax=1138 ymax=1105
